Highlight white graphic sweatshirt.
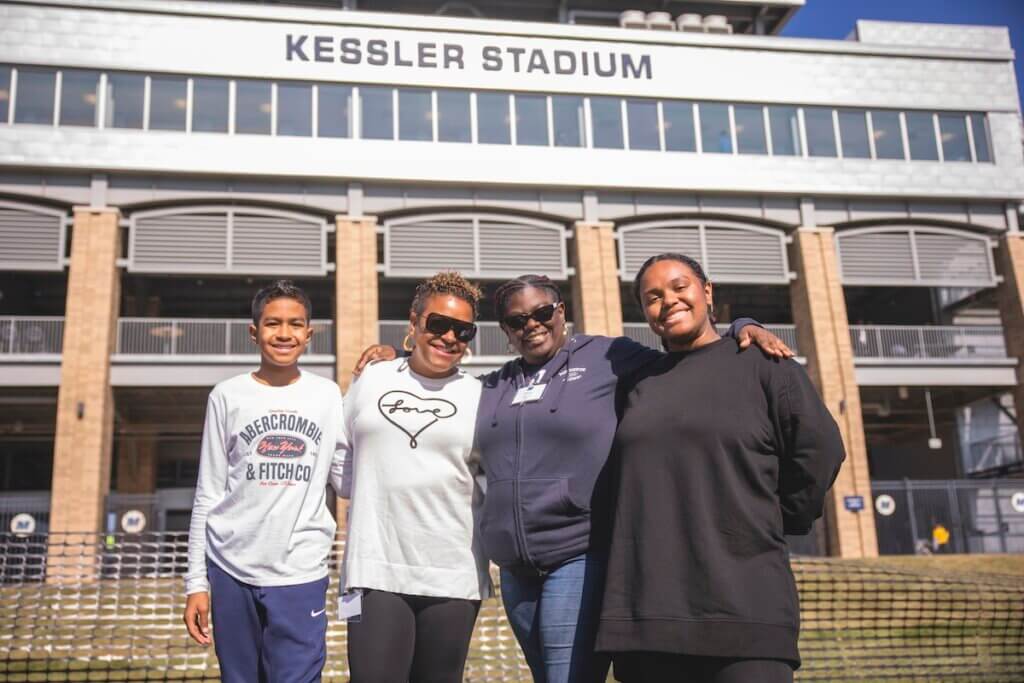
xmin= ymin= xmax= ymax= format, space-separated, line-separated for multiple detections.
xmin=339 ymin=358 xmax=492 ymax=601
xmin=185 ymin=371 xmax=348 ymax=595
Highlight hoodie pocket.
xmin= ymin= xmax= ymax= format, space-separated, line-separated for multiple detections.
xmin=479 ymin=479 xmax=519 ymax=567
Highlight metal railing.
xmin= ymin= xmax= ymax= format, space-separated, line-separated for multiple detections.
xmin=622 ymin=322 xmax=799 ymax=354
xmin=849 ymin=324 xmax=1007 ymax=361
xmin=1 ymin=533 xmax=1021 ymax=681
xmin=0 ymin=317 xmax=64 ymax=355
xmin=873 ymin=479 xmax=1024 ymax=556
xmin=116 ymin=318 xmax=335 ymax=358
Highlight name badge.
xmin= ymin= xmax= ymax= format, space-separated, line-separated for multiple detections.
xmin=511 ymin=382 xmax=546 ymax=405
xmin=338 ymin=589 xmax=363 ymax=622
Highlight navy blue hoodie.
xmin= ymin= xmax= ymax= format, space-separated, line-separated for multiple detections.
xmin=475 ymin=324 xmax=752 ymax=573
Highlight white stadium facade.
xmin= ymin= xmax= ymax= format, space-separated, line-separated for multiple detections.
xmin=1 ymin=0 xmax=1023 ymax=559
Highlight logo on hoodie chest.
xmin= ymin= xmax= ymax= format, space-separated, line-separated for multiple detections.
xmin=377 ymin=390 xmax=458 ymax=449
xmin=556 ymin=367 xmax=587 ymax=383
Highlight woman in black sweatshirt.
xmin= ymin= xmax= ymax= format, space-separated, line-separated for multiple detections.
xmin=596 ymin=253 xmax=846 ymax=683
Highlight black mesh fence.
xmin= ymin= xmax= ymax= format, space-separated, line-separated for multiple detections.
xmin=0 ymin=533 xmax=1021 ymax=682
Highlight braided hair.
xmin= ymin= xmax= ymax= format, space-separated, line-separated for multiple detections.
xmin=493 ymin=275 xmax=563 ymax=320
xmin=411 ymin=271 xmax=483 ymax=319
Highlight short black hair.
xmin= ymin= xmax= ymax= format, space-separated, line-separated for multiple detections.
xmin=411 ymin=271 xmax=483 ymax=319
xmin=493 ymin=275 xmax=563 ymax=320
xmin=632 ymin=253 xmax=710 ymax=304
xmin=251 ymin=280 xmax=312 ymax=325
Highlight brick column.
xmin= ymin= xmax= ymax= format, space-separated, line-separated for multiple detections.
xmin=995 ymin=232 xmax=1024 ymax=438
xmin=334 ymin=215 xmax=377 ymax=530
xmin=571 ymin=221 xmax=623 ymax=336
xmin=115 ymin=437 xmax=157 ymax=494
xmin=48 ymin=208 xmax=121 ymax=580
xmin=789 ymin=227 xmax=878 ymax=558
xmin=335 ymin=216 xmax=379 ymax=392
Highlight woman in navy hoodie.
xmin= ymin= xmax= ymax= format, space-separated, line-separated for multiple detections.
xmin=357 ymin=274 xmax=791 ymax=683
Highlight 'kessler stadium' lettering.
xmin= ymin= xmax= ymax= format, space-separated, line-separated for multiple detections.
xmin=285 ymin=34 xmax=653 ymax=80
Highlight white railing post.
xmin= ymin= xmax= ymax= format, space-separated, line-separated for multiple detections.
xmin=918 ymin=327 xmax=927 ymax=359
xmin=225 ymin=320 xmax=232 ymax=355
xmin=170 ymin=320 xmax=178 ymax=356
xmin=8 ymin=319 xmax=15 ymax=354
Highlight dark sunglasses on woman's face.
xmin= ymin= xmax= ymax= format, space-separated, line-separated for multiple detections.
xmin=502 ymin=303 xmax=559 ymax=331
xmin=424 ymin=313 xmax=478 ymax=342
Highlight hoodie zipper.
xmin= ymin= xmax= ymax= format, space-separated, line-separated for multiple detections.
xmin=512 ymin=370 xmax=542 ymax=574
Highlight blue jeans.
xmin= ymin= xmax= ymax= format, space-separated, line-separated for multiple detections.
xmin=499 ymin=554 xmax=610 ymax=683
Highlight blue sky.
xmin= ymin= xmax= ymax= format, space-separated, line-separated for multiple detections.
xmin=781 ymin=0 xmax=1024 ymax=109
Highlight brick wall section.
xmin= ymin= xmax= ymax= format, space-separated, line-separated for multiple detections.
xmin=571 ymin=221 xmax=623 ymax=337
xmin=789 ymin=228 xmax=879 ymax=558
xmin=996 ymin=233 xmax=1024 ymax=442
xmin=48 ymin=208 xmax=121 ymax=580
xmin=335 ymin=216 xmax=379 ymax=393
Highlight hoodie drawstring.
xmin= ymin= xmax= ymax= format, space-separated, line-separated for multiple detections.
xmin=548 ymin=339 xmax=574 ymax=414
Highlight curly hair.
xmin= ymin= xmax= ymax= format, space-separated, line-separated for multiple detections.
xmin=251 ymin=280 xmax=312 ymax=325
xmin=492 ymin=274 xmax=563 ymax=320
xmin=411 ymin=271 xmax=483 ymax=319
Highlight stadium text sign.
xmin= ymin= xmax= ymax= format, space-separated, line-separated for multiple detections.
xmin=285 ymin=34 xmax=653 ymax=80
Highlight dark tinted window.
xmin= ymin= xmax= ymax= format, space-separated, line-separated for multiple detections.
xmin=235 ymin=80 xmax=272 ymax=135
xmin=768 ymin=106 xmax=800 ymax=156
xmin=591 ymin=97 xmax=624 ymax=149
xmin=105 ymin=73 xmax=144 ymax=129
xmin=398 ymin=88 xmax=432 ymax=141
xmin=804 ymin=107 xmax=836 ymax=157
xmin=515 ymin=94 xmax=548 ymax=146
xmin=871 ymin=110 xmax=904 ymax=159
xmin=59 ymin=70 xmax=99 ymax=127
xmin=192 ymin=77 xmax=229 ymax=133
xmin=13 ymin=68 xmax=56 ymax=125
xmin=477 ymin=92 xmax=510 ymax=144
xmin=437 ymin=90 xmax=470 ymax=143
xmin=552 ymin=96 xmax=584 ymax=147
xmin=906 ymin=111 xmax=938 ymax=161
xmin=278 ymin=82 xmax=312 ymax=137
xmin=663 ymin=101 xmax=696 ymax=152
xmin=734 ymin=104 xmax=766 ymax=154
xmin=318 ymin=84 xmax=351 ymax=138
xmin=626 ymin=99 xmax=659 ymax=151
xmin=699 ymin=103 xmax=731 ymax=154
xmin=360 ymin=86 xmax=393 ymax=140
xmin=837 ymin=109 xmax=870 ymax=159
xmin=149 ymin=75 xmax=187 ymax=131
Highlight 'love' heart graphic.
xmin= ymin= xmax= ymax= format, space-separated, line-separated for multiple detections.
xmin=377 ymin=391 xmax=458 ymax=449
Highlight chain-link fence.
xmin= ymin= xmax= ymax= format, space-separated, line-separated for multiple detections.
xmin=874 ymin=479 xmax=1024 ymax=555
xmin=0 ymin=533 xmax=1021 ymax=682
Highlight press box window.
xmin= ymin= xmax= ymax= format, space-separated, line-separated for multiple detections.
xmin=552 ymin=96 xmax=584 ymax=147
xmin=398 ymin=88 xmax=432 ymax=141
xmin=278 ymin=82 xmax=312 ymax=137
xmin=768 ymin=106 xmax=800 ymax=156
xmin=968 ymin=114 xmax=991 ymax=163
xmin=515 ymin=94 xmax=549 ymax=146
xmin=663 ymin=101 xmax=696 ymax=152
xmin=591 ymin=97 xmax=624 ymax=149
xmin=0 ymin=66 xmax=9 ymax=122
xmin=317 ymin=84 xmax=352 ymax=138
xmin=477 ymin=92 xmax=511 ymax=145
xmin=804 ymin=107 xmax=836 ymax=157
xmin=437 ymin=90 xmax=470 ymax=143
xmin=13 ymin=67 xmax=56 ymax=125
xmin=870 ymin=110 xmax=904 ymax=160
xmin=59 ymin=70 xmax=99 ymax=127
xmin=938 ymin=113 xmax=970 ymax=162
xmin=906 ymin=111 xmax=938 ymax=161
xmin=699 ymin=103 xmax=731 ymax=154
xmin=734 ymin=104 xmax=766 ymax=155
xmin=105 ymin=73 xmax=145 ymax=129
xmin=235 ymin=80 xmax=272 ymax=135
xmin=149 ymin=76 xmax=187 ymax=131
xmin=361 ymin=86 xmax=394 ymax=140
xmin=627 ymin=100 xmax=660 ymax=151
xmin=192 ymin=77 xmax=229 ymax=133
xmin=837 ymin=109 xmax=870 ymax=159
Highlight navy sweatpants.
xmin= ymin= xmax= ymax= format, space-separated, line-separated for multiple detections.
xmin=208 ymin=561 xmax=329 ymax=683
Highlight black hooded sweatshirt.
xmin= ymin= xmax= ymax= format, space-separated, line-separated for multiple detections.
xmin=596 ymin=337 xmax=845 ymax=667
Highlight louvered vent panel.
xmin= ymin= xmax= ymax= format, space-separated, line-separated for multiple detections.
xmin=232 ymin=214 xmax=325 ymax=275
xmin=0 ymin=208 xmax=63 ymax=270
xmin=915 ymin=232 xmax=994 ymax=285
xmin=132 ymin=214 xmax=228 ymax=272
xmin=620 ymin=226 xmax=701 ymax=280
xmin=704 ymin=227 xmax=787 ymax=283
xmin=479 ymin=221 xmax=565 ymax=278
xmin=388 ymin=221 xmax=475 ymax=275
xmin=837 ymin=232 xmax=915 ymax=282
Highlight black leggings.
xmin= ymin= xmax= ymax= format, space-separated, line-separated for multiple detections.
xmin=613 ymin=652 xmax=794 ymax=683
xmin=347 ymin=589 xmax=480 ymax=683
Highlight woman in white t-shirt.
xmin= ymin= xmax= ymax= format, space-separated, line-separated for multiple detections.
xmin=334 ymin=271 xmax=490 ymax=683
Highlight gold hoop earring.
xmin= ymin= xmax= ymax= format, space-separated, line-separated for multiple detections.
xmin=461 ymin=346 xmax=473 ymax=362
xmin=402 ymin=333 xmax=415 ymax=352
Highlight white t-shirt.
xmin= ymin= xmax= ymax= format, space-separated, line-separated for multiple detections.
xmin=185 ymin=371 xmax=348 ymax=595
xmin=339 ymin=358 xmax=491 ymax=600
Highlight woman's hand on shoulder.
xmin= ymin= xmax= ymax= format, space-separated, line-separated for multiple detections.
xmin=737 ymin=324 xmax=795 ymax=359
xmin=353 ymin=345 xmax=398 ymax=375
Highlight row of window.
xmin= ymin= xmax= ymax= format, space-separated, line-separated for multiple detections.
xmin=0 ymin=65 xmax=993 ymax=163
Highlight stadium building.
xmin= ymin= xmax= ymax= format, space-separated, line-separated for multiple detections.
xmin=0 ymin=0 xmax=1022 ymax=560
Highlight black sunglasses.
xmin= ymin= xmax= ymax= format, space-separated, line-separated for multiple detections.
xmin=423 ymin=313 xmax=478 ymax=343
xmin=502 ymin=303 xmax=560 ymax=331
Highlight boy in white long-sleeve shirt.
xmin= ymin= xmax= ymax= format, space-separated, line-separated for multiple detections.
xmin=183 ymin=280 xmax=348 ymax=683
